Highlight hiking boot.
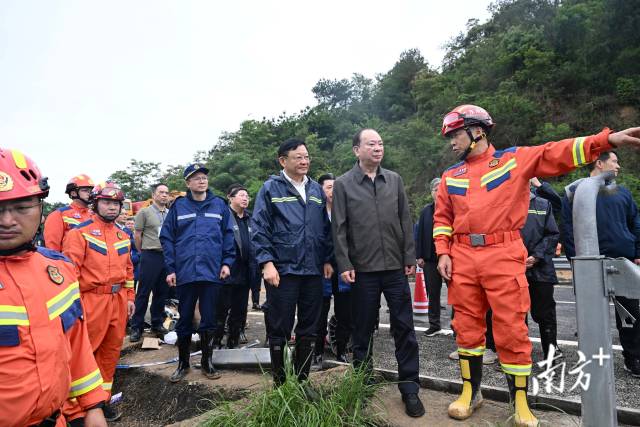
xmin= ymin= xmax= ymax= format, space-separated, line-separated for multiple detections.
xmin=129 ymin=329 xmax=142 ymax=343
xmin=483 ymin=349 xmax=498 ymax=365
xmin=102 ymin=404 xmax=121 ymax=422
xmin=151 ymin=326 xmax=169 ymax=338
xmin=505 ymin=373 xmax=538 ymax=427
xmin=424 ymin=326 xmax=442 ymax=337
xmin=402 ymin=393 xmax=425 ymax=417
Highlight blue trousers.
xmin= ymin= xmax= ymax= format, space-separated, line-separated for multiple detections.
xmin=175 ymin=281 xmax=220 ymax=338
xmin=351 ymin=269 xmax=420 ymax=395
xmin=265 ymin=274 xmax=322 ymax=346
xmin=130 ymin=250 xmax=169 ymax=331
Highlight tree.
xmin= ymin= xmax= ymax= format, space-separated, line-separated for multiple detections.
xmin=109 ymin=160 xmax=162 ymax=201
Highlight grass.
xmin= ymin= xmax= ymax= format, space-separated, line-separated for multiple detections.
xmin=200 ymin=353 xmax=387 ymax=427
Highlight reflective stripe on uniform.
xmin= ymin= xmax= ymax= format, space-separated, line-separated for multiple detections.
xmin=62 ymin=217 xmax=81 ymax=225
xmin=102 ymin=382 xmax=112 ymax=390
xmin=69 ymin=368 xmax=104 ymax=398
xmin=445 ymin=177 xmax=470 ymax=188
xmin=177 ymin=213 xmax=196 ymax=220
xmin=572 ymin=137 xmax=587 ymax=167
xmin=271 ymin=196 xmax=298 ymax=203
xmin=0 ymin=305 xmax=29 ymax=326
xmin=204 ymin=213 xmax=222 ymax=219
xmin=433 ymin=226 xmax=453 ymax=237
xmin=500 ymin=362 xmax=532 ymax=376
xmin=308 ymin=196 xmax=322 ymax=205
xmin=458 ymin=346 xmax=485 ymax=356
xmin=527 ymin=209 xmax=547 ymax=215
xmin=480 ymin=158 xmax=517 ymax=187
xmin=124 ymin=280 xmax=135 ymax=289
xmin=47 ymin=281 xmax=81 ymax=320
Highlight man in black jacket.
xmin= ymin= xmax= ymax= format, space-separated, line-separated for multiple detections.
xmin=416 ymin=178 xmax=446 ymax=336
xmin=522 ymin=179 xmax=561 ymax=361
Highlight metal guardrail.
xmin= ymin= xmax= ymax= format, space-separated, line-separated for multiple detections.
xmin=553 ymin=257 xmax=571 ymax=271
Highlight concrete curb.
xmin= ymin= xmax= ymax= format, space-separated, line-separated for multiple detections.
xmin=324 ymin=361 xmax=640 ymax=426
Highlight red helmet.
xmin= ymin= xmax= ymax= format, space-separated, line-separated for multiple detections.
xmin=90 ymin=181 xmax=125 ymax=203
xmin=441 ymin=105 xmax=494 ymax=136
xmin=65 ymin=174 xmax=95 ymax=194
xmin=0 ymin=148 xmax=49 ymax=202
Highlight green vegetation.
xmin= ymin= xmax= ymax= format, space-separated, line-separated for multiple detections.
xmin=111 ymin=0 xmax=640 ymax=216
xmin=201 ymin=363 xmax=386 ymax=427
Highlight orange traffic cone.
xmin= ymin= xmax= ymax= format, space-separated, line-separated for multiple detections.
xmin=413 ymin=267 xmax=429 ymax=315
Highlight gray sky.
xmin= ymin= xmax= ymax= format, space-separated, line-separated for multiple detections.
xmin=0 ymin=1 xmax=491 ymax=202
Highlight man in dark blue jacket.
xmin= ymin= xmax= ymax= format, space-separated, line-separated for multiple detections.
xmin=252 ymin=139 xmax=333 ymax=388
xmin=522 ymin=179 xmax=561 ymax=361
xmin=561 ymin=151 xmax=640 ymax=377
xmin=160 ymin=164 xmax=235 ymax=383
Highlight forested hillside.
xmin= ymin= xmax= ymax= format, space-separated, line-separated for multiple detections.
xmin=110 ymin=0 xmax=640 ymax=217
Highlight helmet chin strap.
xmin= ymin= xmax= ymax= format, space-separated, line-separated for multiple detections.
xmin=458 ymin=127 xmax=486 ymax=161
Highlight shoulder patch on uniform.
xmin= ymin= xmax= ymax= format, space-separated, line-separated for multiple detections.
xmin=57 ymin=205 xmax=72 ymax=212
xmin=444 ymin=161 xmax=465 ymax=172
xmin=75 ymin=219 xmax=94 ymax=229
xmin=37 ymin=247 xmax=73 ymax=264
xmin=493 ymin=146 xmax=517 ymax=158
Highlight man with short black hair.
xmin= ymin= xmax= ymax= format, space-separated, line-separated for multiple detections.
xmin=332 ymin=128 xmax=424 ymax=418
xmin=129 ymin=183 xmax=171 ymax=342
xmin=252 ymin=138 xmax=333 ymax=389
xmin=561 ymin=151 xmax=640 ymax=378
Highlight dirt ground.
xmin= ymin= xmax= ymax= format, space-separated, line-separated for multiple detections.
xmin=111 ymin=334 xmax=583 ymax=427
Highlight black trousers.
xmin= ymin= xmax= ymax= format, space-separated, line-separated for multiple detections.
xmin=251 ymin=279 xmax=262 ymax=306
xmin=614 ymin=296 xmax=640 ymax=361
xmin=351 ymin=269 xmax=419 ymax=395
xmin=265 ymin=274 xmax=323 ymax=346
xmin=528 ymin=283 xmax=557 ymax=327
xmin=214 ymin=282 xmax=251 ymax=341
xmin=315 ymin=274 xmax=352 ymax=353
xmin=130 ymin=250 xmax=169 ymax=331
xmin=424 ymin=261 xmax=443 ymax=329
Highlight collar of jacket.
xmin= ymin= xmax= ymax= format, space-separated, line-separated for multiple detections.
xmin=351 ymin=161 xmax=388 ymax=184
xmin=186 ymin=189 xmax=215 ymax=203
xmin=275 ymin=172 xmax=311 ymax=196
xmin=466 ymin=144 xmax=496 ymax=164
xmin=70 ymin=200 xmax=89 ymax=212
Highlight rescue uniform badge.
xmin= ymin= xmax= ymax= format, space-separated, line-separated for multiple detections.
xmin=73 ymin=213 xmax=82 ymax=219
xmin=0 ymin=171 xmax=14 ymax=192
xmin=453 ymin=167 xmax=467 ymax=177
xmin=47 ymin=265 xmax=64 ymax=285
xmin=117 ymin=231 xmax=123 ymax=239
xmin=488 ymin=159 xmax=500 ymax=168
xmin=90 ymin=229 xmax=102 ymax=237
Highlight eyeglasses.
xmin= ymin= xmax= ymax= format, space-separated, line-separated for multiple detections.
xmin=0 ymin=201 xmax=42 ymax=216
xmin=286 ymin=155 xmax=311 ymax=162
xmin=189 ymin=176 xmax=208 ymax=182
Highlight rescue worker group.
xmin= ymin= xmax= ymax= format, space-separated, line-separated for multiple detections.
xmin=2 ymin=104 xmax=640 ymax=427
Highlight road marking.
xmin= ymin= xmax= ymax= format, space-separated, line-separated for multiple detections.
xmin=247 ymin=312 xmax=623 ymax=351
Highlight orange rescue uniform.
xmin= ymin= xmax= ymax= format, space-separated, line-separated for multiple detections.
xmin=44 ymin=200 xmax=91 ymax=251
xmin=434 ymin=129 xmax=614 ymax=375
xmin=63 ymin=214 xmax=134 ymax=398
xmin=0 ymin=247 xmax=108 ymax=427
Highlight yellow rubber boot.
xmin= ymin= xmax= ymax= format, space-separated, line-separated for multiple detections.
xmin=448 ymin=354 xmax=483 ymax=420
xmin=506 ymin=374 xmax=539 ymax=427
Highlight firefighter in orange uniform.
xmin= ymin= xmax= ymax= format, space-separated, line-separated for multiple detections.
xmin=43 ymin=174 xmax=94 ymax=251
xmin=0 ymin=148 xmax=107 ymax=427
xmin=434 ymin=105 xmax=640 ymax=426
xmin=63 ymin=181 xmax=135 ymax=422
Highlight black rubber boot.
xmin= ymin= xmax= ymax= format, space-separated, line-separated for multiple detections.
xmin=294 ymin=337 xmax=316 ymax=382
xmin=170 ymin=336 xmax=191 ymax=383
xmin=227 ymin=332 xmax=239 ymax=349
xmin=269 ymin=341 xmax=286 ymax=386
xmin=335 ymin=341 xmax=348 ymax=363
xmin=200 ymin=330 xmax=221 ymax=379
xmin=448 ymin=354 xmax=483 ymax=420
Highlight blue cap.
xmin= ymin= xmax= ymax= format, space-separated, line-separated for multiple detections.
xmin=183 ymin=163 xmax=209 ymax=180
